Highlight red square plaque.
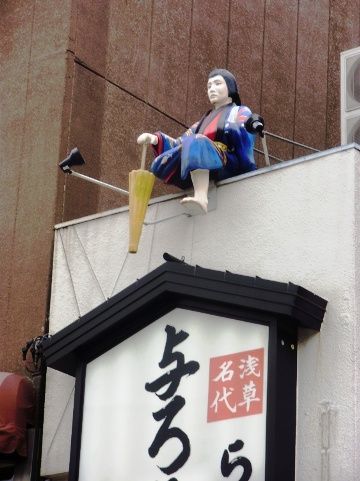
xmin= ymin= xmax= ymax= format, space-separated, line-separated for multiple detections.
xmin=207 ymin=348 xmax=265 ymax=422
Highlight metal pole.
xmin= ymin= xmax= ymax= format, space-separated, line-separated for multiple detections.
xmin=69 ymin=170 xmax=129 ymax=196
xmin=261 ymin=134 xmax=270 ymax=166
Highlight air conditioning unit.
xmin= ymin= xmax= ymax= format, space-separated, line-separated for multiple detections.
xmin=341 ymin=46 xmax=360 ymax=145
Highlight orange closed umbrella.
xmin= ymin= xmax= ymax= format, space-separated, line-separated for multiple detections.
xmin=128 ymin=145 xmax=155 ymax=253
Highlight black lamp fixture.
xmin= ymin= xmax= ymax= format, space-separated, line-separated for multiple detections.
xmin=58 ymin=147 xmax=85 ymax=173
xmin=58 ymin=147 xmax=129 ymax=196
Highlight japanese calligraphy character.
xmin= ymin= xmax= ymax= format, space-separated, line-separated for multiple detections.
xmin=238 ymin=380 xmax=260 ymax=412
xmin=221 ymin=439 xmax=252 ymax=481
xmin=145 ymin=325 xmax=200 ymax=400
xmin=213 ymin=360 xmax=234 ymax=382
xmin=148 ymin=395 xmax=190 ymax=475
xmin=239 ymin=355 xmax=260 ymax=379
xmin=210 ymin=386 xmax=237 ymax=414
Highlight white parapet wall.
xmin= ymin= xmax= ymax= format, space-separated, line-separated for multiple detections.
xmin=42 ymin=145 xmax=360 ymax=481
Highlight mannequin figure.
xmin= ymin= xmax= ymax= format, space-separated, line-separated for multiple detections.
xmin=137 ymin=69 xmax=256 ymax=214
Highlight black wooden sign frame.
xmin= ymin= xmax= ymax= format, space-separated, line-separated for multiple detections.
xmin=43 ymin=258 xmax=327 ymax=481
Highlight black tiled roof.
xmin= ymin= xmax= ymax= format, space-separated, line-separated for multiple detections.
xmin=43 ymin=254 xmax=327 ymax=376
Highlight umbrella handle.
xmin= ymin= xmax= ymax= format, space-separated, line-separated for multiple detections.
xmin=140 ymin=144 xmax=148 ymax=170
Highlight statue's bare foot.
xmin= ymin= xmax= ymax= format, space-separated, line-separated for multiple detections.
xmin=180 ymin=196 xmax=208 ymax=215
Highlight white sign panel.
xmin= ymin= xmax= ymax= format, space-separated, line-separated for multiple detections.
xmin=79 ymin=308 xmax=269 ymax=481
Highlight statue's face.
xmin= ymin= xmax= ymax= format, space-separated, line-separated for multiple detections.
xmin=207 ymin=75 xmax=231 ymax=108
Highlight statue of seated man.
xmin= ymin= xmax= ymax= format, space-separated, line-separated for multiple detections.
xmin=137 ymin=68 xmax=256 ymax=214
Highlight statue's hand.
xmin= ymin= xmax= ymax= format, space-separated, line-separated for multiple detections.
xmin=137 ymin=133 xmax=158 ymax=146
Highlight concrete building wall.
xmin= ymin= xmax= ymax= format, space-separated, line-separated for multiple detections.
xmin=1 ymin=0 xmax=359 ymax=374
xmin=62 ymin=0 xmax=360 ymax=221
xmin=0 ymin=0 xmax=74 ymax=372
xmin=42 ymin=146 xmax=360 ymax=480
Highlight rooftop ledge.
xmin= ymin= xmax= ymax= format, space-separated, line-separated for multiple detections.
xmin=55 ymin=143 xmax=360 ymax=230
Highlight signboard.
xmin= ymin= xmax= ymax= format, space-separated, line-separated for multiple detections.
xmin=43 ymin=260 xmax=327 ymax=481
xmin=78 ymin=308 xmax=269 ymax=481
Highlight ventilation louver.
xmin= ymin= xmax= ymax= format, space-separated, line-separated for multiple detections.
xmin=341 ymin=46 xmax=360 ymax=145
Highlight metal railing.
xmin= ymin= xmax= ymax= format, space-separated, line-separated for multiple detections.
xmin=255 ymin=130 xmax=320 ymax=165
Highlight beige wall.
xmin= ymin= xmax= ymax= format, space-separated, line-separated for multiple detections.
xmin=1 ymin=0 xmax=359 ymax=373
xmin=43 ymin=147 xmax=360 ymax=480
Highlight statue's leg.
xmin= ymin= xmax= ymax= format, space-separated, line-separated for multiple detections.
xmin=180 ymin=169 xmax=209 ymax=214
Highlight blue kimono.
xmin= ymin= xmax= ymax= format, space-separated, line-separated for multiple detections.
xmin=150 ymin=104 xmax=256 ymax=189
